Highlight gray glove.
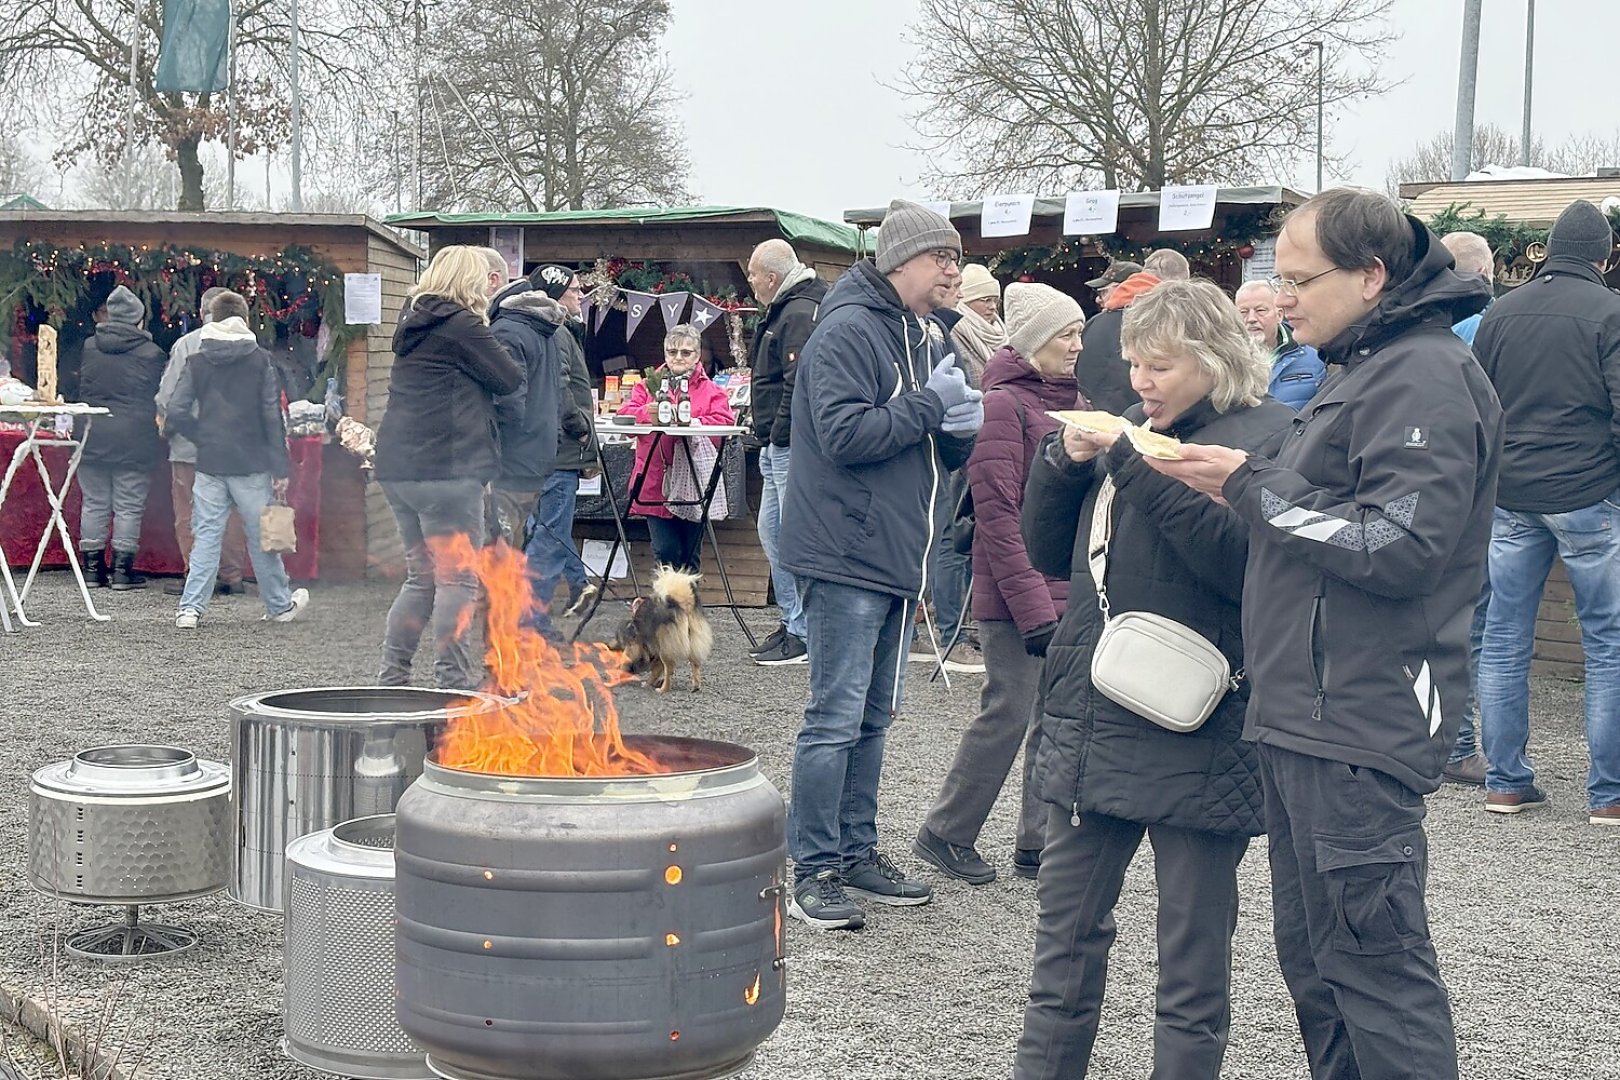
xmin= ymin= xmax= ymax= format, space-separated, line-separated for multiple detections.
xmin=926 ymin=354 xmax=973 ymax=411
xmin=940 ymin=398 xmax=983 ymax=435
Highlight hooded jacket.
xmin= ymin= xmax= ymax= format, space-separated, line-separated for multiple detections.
xmin=777 ymin=259 xmax=975 ymax=600
xmin=1075 ymin=271 xmax=1161 ymax=415
xmin=77 ymin=321 xmax=168 ymax=470
xmin=164 ymin=319 xmax=288 ymax=478
xmin=375 ymin=296 xmax=524 ymax=484
xmin=749 ymin=270 xmax=828 ymax=447
xmin=488 ymin=283 xmax=565 ymax=489
xmin=1472 ymin=255 xmax=1620 ymax=513
xmin=1222 ymin=216 xmax=1502 ymax=794
xmin=554 ymin=321 xmax=597 ymax=473
xmin=1023 ymin=395 xmax=1294 ymax=836
xmin=967 ymin=345 xmax=1077 ymax=631
xmin=616 ymin=363 xmax=736 ymax=519
xmin=1268 ymin=322 xmax=1327 ymax=411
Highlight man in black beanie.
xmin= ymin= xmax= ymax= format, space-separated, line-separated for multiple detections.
xmin=1472 ymin=198 xmax=1620 ymax=827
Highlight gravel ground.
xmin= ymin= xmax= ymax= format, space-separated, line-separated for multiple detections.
xmin=0 ymin=573 xmax=1617 ymax=1079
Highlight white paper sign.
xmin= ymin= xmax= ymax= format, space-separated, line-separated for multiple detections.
xmin=1158 ymin=185 xmax=1219 ymax=231
xmin=1241 ymin=237 xmax=1278 ymax=283
xmin=1063 ymin=190 xmax=1121 ymax=235
xmin=489 ymin=226 xmax=524 ymax=279
xmin=581 ymin=539 xmax=628 ymax=580
xmin=980 ymin=193 xmax=1036 ymax=239
xmin=343 ymin=273 xmax=383 ymax=325
xmin=576 ymin=473 xmax=603 ymax=497
xmin=922 ymin=201 xmax=954 ymax=220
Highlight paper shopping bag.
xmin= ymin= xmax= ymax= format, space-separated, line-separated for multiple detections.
xmin=261 ymin=502 xmax=297 ymax=554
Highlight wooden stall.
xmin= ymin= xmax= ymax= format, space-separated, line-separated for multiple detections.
xmin=0 ymin=211 xmax=422 ymax=581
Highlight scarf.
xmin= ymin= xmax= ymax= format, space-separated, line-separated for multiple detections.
xmin=950 ymin=306 xmax=1008 ymax=387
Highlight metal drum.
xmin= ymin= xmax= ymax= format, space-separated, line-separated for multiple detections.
xmin=29 ymin=744 xmax=231 ymax=904
xmin=394 ymin=736 xmax=787 ymax=1080
xmin=284 ymin=814 xmax=430 ymax=1080
xmin=229 ymin=686 xmax=503 ymax=912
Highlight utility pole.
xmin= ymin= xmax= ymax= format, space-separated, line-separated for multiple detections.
xmin=289 ymin=0 xmax=304 ymax=211
xmin=1452 ymin=0 xmax=1484 ymax=180
xmin=1521 ymin=0 xmax=1536 ymax=167
xmin=227 ymin=6 xmax=237 ymax=209
xmin=124 ymin=0 xmax=142 ymax=209
xmin=1312 ymin=40 xmax=1325 ymax=192
xmin=413 ymin=0 xmax=425 ymax=211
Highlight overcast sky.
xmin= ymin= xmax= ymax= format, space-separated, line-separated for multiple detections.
xmin=664 ymin=0 xmax=1620 ymax=223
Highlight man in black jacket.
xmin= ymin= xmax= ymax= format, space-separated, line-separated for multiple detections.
xmin=487 ymin=277 xmax=565 ymax=548
xmin=1075 ymin=260 xmax=1143 ymax=414
xmin=1149 ymin=187 xmax=1501 ymax=1080
xmin=745 ymin=239 xmax=826 ymax=666
xmin=1473 ymin=199 xmax=1620 ymax=826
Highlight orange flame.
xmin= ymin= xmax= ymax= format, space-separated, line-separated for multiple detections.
xmin=428 ymin=534 xmax=666 ymax=777
xmin=744 ymin=974 xmax=761 ymax=1006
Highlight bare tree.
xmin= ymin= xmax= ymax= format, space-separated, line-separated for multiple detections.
xmin=1387 ymin=126 xmax=1620 ymax=193
xmin=405 ymin=0 xmax=692 ymax=211
xmin=0 ymin=0 xmax=391 ymax=210
xmin=0 ymin=135 xmax=45 ymax=195
xmin=68 ymin=141 xmax=227 ymax=209
xmin=898 ymin=0 xmax=1394 ymax=194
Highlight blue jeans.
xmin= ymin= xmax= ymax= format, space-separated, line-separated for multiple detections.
xmin=788 ymin=578 xmax=916 ymax=881
xmin=1478 ymin=496 xmax=1620 ymax=809
xmin=178 ymin=472 xmax=293 ymax=618
xmin=1449 ymin=578 xmax=1490 ymax=763
xmin=756 ymin=444 xmax=805 ymax=637
xmin=930 ymin=472 xmax=971 ymax=637
xmin=524 ymin=469 xmax=586 ymax=633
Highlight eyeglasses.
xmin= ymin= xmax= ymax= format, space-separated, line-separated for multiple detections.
xmin=928 ymin=250 xmax=962 ymax=269
xmin=1266 ymin=267 xmax=1343 ymax=297
xmin=666 ymin=348 xmax=698 ymax=358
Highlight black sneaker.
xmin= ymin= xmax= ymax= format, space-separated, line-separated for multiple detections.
xmin=844 ymin=851 xmax=933 ymax=907
xmin=788 ymin=870 xmax=866 ymax=930
xmin=755 ymin=633 xmax=808 ymax=666
xmin=748 ymin=624 xmax=787 ymax=659
xmin=912 ymin=825 xmax=996 ymax=885
xmin=1012 ymin=848 xmax=1042 ymax=880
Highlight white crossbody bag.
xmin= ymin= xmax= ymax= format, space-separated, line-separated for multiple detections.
xmin=1087 ymin=476 xmax=1239 ymax=733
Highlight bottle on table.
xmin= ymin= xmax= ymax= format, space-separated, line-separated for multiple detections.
xmin=676 ymin=376 xmax=692 ymax=426
xmin=656 ymin=379 xmax=674 ymax=426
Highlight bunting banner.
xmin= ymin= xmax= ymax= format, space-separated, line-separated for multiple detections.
xmin=624 ymin=291 xmax=658 ymax=340
xmin=155 ymin=0 xmax=231 ymax=93
xmin=689 ymin=296 xmax=725 ymax=333
xmin=659 ymin=292 xmax=690 ymax=330
xmin=579 ymin=295 xmax=593 ymax=330
xmin=593 ymin=287 xmax=614 ymax=332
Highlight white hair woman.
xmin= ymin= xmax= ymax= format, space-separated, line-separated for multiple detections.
xmin=615 ymin=324 xmax=737 ymax=572
xmin=1014 ymin=278 xmax=1296 ymax=1079
xmin=373 ymin=244 xmax=524 ymax=689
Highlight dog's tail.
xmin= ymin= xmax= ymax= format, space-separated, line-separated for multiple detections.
xmin=652 ymin=565 xmax=702 ymax=614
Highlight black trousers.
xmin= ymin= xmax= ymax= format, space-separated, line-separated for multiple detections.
xmin=1015 ymin=807 xmax=1249 ymax=1080
xmin=645 ymin=516 xmax=703 ymax=573
xmin=1260 ymin=743 xmax=1458 ymax=1080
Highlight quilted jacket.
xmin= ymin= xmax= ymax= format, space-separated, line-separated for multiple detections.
xmin=1021 ymin=394 xmax=1294 ymax=836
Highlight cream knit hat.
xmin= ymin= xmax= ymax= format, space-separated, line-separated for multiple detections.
xmin=1005 ymin=283 xmax=1084 ymax=360
xmin=959 ymin=263 xmax=1001 ymax=304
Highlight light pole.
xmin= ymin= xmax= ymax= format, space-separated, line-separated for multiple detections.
xmin=1521 ymin=0 xmax=1536 ymax=166
xmin=1453 ymin=0 xmax=1484 ymax=180
xmin=289 ymin=0 xmax=303 ymax=212
xmin=1309 ymin=40 xmax=1324 ymax=192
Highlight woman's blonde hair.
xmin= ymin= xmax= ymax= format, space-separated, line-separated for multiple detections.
xmin=408 ymin=245 xmax=495 ymax=323
xmin=1121 ymin=278 xmax=1269 ymax=412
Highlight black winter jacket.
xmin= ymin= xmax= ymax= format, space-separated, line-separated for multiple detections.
xmin=77 ymin=323 xmax=168 ymax=470
xmin=1472 ymin=256 xmax=1620 ymax=513
xmin=488 ymin=284 xmax=565 ymax=490
xmin=1222 ymin=216 xmax=1501 ymax=794
xmin=749 ymin=275 xmax=827 ymax=446
xmin=1075 ymin=307 xmax=1139 ymax=415
xmin=166 ymin=334 xmax=289 ymax=478
xmin=375 ymin=297 xmax=524 ymax=484
xmin=554 ymin=321 xmax=597 ymax=473
xmin=778 ymin=259 xmax=975 ymax=600
xmin=1023 ymin=397 xmax=1294 ymax=836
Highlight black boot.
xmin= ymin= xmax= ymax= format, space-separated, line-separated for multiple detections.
xmin=109 ymin=551 xmax=147 ymax=591
xmin=82 ymin=549 xmax=109 ymax=588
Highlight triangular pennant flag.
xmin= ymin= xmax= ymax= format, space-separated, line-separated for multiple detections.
xmin=623 ymin=291 xmax=658 ymax=340
xmin=689 ymin=296 xmax=724 ymax=333
xmin=593 ymin=288 xmax=614 ymax=332
xmin=659 ymin=291 xmax=690 ymax=330
xmin=579 ymin=295 xmax=594 ymax=330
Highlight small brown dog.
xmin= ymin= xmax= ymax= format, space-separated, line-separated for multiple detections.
xmin=614 ymin=566 xmax=714 ymax=693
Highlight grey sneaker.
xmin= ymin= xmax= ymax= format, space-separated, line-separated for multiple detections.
xmin=754 ymin=633 xmax=808 ymax=666
xmin=788 ymin=870 xmax=866 ymax=931
xmin=912 ymin=825 xmax=996 ymax=885
xmin=845 ymin=851 xmax=933 ymax=907
xmin=748 ymin=624 xmax=787 ymax=659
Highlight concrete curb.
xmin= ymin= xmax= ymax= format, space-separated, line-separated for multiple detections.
xmin=1 ymin=978 xmax=133 ymax=1080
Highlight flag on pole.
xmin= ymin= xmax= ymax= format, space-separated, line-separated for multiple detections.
xmin=624 ymin=291 xmax=658 ymax=340
xmin=155 ymin=0 xmax=230 ymax=92
xmin=659 ymin=292 xmax=690 ymax=330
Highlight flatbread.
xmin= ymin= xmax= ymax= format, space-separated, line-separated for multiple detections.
xmin=1046 ymin=410 xmax=1131 ymax=434
xmin=1124 ymin=419 xmax=1184 ymax=460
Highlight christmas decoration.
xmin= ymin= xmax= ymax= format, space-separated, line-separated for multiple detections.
xmin=1425 ymin=202 xmax=1558 ymax=267
xmin=1237 ymin=243 xmax=1256 ymax=260
xmin=988 ymin=204 xmax=1285 ymax=278
xmin=579 ymin=257 xmax=758 ymax=364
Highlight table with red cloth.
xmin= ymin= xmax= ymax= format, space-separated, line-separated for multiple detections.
xmin=0 ymin=429 xmax=325 ymax=580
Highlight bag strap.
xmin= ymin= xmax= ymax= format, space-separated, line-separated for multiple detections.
xmin=1087 ymin=475 xmax=1115 ymax=620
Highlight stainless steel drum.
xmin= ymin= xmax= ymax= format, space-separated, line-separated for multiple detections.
xmin=284 ymin=814 xmax=430 ymax=1080
xmin=229 ymin=686 xmax=503 ymax=912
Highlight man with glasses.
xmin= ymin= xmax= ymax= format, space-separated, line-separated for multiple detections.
xmin=1146 ymin=187 xmax=1500 ymax=1080
xmin=778 ymin=199 xmax=983 ymax=930
xmin=1472 ymin=199 xmax=1620 ymax=827
xmin=1235 ymin=279 xmax=1325 ymax=411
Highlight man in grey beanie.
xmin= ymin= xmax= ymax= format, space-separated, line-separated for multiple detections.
xmin=1472 ymin=198 xmax=1620 ymax=826
xmin=778 ymin=198 xmax=983 ymax=929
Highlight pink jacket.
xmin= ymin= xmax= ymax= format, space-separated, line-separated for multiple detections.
xmin=617 ymin=364 xmax=736 ymax=518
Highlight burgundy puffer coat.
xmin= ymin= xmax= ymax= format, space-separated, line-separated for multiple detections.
xmin=967 ymin=345 xmax=1080 ymax=632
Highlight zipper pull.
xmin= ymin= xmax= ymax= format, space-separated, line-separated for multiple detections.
xmin=1070 ymin=803 xmax=1081 ymax=827
xmin=1311 ymin=689 xmax=1325 ymax=722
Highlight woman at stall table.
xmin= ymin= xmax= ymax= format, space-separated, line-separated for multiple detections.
xmin=373 ymin=245 xmax=523 ymax=691
xmin=1014 ymin=279 xmax=1294 ymax=1080
xmin=616 ymin=324 xmax=737 ymax=573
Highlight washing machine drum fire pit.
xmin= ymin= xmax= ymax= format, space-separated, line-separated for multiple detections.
xmin=394 ymin=735 xmax=787 ymax=1080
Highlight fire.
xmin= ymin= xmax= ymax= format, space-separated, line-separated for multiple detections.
xmin=744 ymin=974 xmax=761 ymax=1006
xmin=428 ymin=534 xmax=666 ymax=777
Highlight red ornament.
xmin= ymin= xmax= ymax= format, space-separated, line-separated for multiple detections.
xmin=1237 ymin=243 xmax=1256 ymax=260
xmin=1019 ymin=274 xmax=1034 ymax=283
